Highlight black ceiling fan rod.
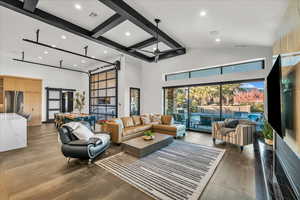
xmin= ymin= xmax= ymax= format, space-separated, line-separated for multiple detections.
xmin=22 ymin=38 xmax=115 ymax=65
xmin=12 ymin=58 xmax=89 ymax=74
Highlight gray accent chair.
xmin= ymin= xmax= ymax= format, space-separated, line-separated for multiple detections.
xmin=58 ymin=122 xmax=110 ymax=163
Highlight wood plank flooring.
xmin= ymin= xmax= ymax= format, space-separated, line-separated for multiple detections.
xmin=0 ymin=124 xmax=255 ymax=200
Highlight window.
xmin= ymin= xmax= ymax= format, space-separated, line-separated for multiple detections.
xmin=166 ymin=72 xmax=189 ymax=81
xmin=165 ymin=60 xmax=264 ymax=81
xmin=222 ymin=60 xmax=264 ymax=74
xmin=130 ymin=88 xmax=140 ymax=116
xmin=164 ymin=80 xmax=264 ymax=132
xmin=190 ymin=68 xmax=221 ymax=78
xmin=89 ymin=69 xmax=118 ymax=120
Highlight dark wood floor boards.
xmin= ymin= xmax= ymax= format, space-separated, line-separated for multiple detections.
xmin=0 ymin=124 xmax=255 ymax=200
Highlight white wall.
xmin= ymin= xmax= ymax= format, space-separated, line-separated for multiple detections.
xmin=0 ymin=58 xmax=89 ymax=121
xmin=117 ymin=56 xmax=142 ymax=117
xmin=140 ymin=46 xmax=272 ymax=114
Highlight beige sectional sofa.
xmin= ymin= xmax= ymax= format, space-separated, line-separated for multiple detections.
xmin=106 ymin=114 xmax=186 ymax=144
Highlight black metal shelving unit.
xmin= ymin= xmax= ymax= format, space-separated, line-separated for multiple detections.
xmin=89 ymin=68 xmax=118 ymax=120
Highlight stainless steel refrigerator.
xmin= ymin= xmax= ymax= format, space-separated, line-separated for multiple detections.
xmin=5 ymin=91 xmax=24 ymax=113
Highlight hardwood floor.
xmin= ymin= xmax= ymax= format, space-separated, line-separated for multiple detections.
xmin=0 ymin=124 xmax=255 ymax=200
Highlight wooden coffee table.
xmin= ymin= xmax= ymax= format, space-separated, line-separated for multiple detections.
xmin=122 ymin=133 xmax=173 ymax=158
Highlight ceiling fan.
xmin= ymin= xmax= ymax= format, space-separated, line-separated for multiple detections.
xmin=131 ymin=18 xmax=184 ymax=63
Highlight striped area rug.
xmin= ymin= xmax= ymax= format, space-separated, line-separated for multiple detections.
xmin=96 ymin=141 xmax=225 ymax=200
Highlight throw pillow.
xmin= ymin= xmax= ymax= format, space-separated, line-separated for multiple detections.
xmin=121 ymin=117 xmax=134 ymax=128
xmin=151 ymin=114 xmax=162 ymax=124
xmin=63 ymin=122 xmax=94 ymax=141
xmin=224 ymin=119 xmax=239 ymax=128
xmin=113 ymin=118 xmax=124 ymax=129
xmin=161 ymin=115 xmax=173 ymax=125
xmin=141 ymin=114 xmax=151 ymax=125
xmin=132 ymin=116 xmax=142 ymax=126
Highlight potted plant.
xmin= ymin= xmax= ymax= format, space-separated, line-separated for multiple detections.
xmin=74 ymin=91 xmax=85 ymax=114
xmin=142 ymin=130 xmax=155 ymax=141
xmin=98 ymin=120 xmax=108 ymax=132
xmin=262 ymin=119 xmax=273 ymax=145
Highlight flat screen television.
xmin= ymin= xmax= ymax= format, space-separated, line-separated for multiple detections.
xmin=267 ymin=55 xmax=283 ymax=137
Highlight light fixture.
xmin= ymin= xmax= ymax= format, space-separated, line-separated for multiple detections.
xmin=153 ymin=47 xmax=157 ymax=51
xmin=74 ymin=3 xmax=82 ymax=10
xmin=104 ymin=50 xmax=108 ymax=54
xmin=51 ymin=45 xmax=56 ymax=48
xmin=73 ymin=64 xmax=78 ymax=67
xmin=61 ymin=35 xmax=67 ymax=40
xmin=215 ymin=38 xmax=221 ymax=42
xmin=125 ymin=31 xmax=131 ymax=36
xmin=38 ymin=56 xmax=42 ymax=59
xmin=81 ymin=60 xmax=86 ymax=63
xmin=200 ymin=11 xmax=207 ymax=17
xmin=91 ymin=56 xmax=95 ymax=58
xmin=44 ymin=51 xmax=48 ymax=54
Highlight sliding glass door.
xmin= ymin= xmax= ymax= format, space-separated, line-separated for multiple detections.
xmin=221 ymin=82 xmax=264 ymax=130
xmin=164 ymin=80 xmax=265 ymax=132
xmin=164 ymin=87 xmax=188 ymax=127
xmin=189 ymin=85 xmax=221 ymax=132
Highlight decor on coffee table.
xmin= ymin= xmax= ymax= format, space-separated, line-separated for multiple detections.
xmin=96 ymin=141 xmax=225 ymax=200
xmin=142 ymin=130 xmax=155 ymax=140
xmin=123 ymin=133 xmax=173 ymax=158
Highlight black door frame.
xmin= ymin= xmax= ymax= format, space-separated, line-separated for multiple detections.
xmin=129 ymin=87 xmax=141 ymax=116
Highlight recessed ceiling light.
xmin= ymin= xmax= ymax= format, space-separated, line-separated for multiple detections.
xmin=74 ymin=3 xmax=82 ymax=10
xmin=104 ymin=50 xmax=108 ymax=54
xmin=51 ymin=45 xmax=56 ymax=48
xmin=125 ymin=31 xmax=131 ymax=36
xmin=215 ymin=38 xmax=221 ymax=42
xmin=38 ymin=56 xmax=42 ymax=59
xmin=61 ymin=35 xmax=67 ymax=40
xmin=200 ymin=11 xmax=207 ymax=17
xmin=91 ymin=56 xmax=95 ymax=58
xmin=44 ymin=51 xmax=48 ymax=54
xmin=81 ymin=60 xmax=86 ymax=63
xmin=73 ymin=64 xmax=78 ymax=67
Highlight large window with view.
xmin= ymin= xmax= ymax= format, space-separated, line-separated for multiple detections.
xmin=164 ymin=80 xmax=264 ymax=132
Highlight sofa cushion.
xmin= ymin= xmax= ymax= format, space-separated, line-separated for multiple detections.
xmin=135 ymin=125 xmax=152 ymax=132
xmin=132 ymin=115 xmax=142 ymax=126
xmin=123 ymin=125 xmax=152 ymax=136
xmin=152 ymin=124 xmax=186 ymax=132
xmin=161 ymin=115 xmax=173 ymax=125
xmin=121 ymin=117 xmax=134 ymax=128
xmin=151 ymin=114 xmax=162 ymax=124
xmin=141 ymin=114 xmax=151 ymax=125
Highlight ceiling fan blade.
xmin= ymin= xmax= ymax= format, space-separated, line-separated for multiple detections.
xmin=160 ymin=48 xmax=185 ymax=54
xmin=130 ymin=48 xmax=155 ymax=54
xmin=155 ymin=54 xmax=160 ymax=63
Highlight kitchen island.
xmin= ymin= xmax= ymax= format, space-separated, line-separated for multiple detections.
xmin=0 ymin=113 xmax=27 ymax=152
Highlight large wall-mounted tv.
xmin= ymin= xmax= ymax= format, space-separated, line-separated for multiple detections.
xmin=267 ymin=55 xmax=283 ymax=137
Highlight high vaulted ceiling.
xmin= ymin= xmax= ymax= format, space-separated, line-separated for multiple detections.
xmin=0 ymin=0 xmax=289 ymax=72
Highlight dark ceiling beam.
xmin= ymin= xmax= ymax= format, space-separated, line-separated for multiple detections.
xmin=98 ymin=0 xmax=183 ymax=49
xmin=23 ymin=0 xmax=39 ymax=12
xmin=152 ymin=48 xmax=186 ymax=62
xmin=129 ymin=37 xmax=157 ymax=50
xmin=92 ymin=13 xmax=126 ymax=38
xmin=0 ymin=0 xmax=151 ymax=62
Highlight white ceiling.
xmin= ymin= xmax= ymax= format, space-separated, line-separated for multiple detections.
xmin=0 ymin=0 xmax=289 ymax=72
xmin=125 ymin=0 xmax=289 ymax=48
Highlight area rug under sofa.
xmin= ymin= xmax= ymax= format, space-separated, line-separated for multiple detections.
xmin=96 ymin=141 xmax=225 ymax=200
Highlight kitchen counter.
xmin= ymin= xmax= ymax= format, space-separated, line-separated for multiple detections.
xmin=0 ymin=113 xmax=27 ymax=152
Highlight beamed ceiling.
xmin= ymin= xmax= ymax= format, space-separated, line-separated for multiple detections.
xmin=0 ymin=0 xmax=186 ymax=65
